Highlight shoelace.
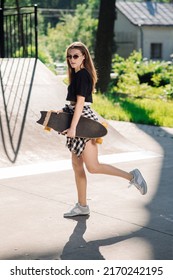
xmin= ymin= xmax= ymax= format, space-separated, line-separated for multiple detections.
xmin=128 ymin=175 xmax=134 ymax=188
xmin=128 ymin=177 xmax=141 ymax=191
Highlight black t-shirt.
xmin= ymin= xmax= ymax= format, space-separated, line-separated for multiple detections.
xmin=66 ymin=68 xmax=93 ymax=103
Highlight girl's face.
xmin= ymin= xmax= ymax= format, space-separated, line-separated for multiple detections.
xmin=67 ymin=48 xmax=85 ymax=72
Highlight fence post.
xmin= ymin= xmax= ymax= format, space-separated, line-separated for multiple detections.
xmin=0 ymin=8 xmax=5 ymax=58
xmin=34 ymin=4 xmax=38 ymax=59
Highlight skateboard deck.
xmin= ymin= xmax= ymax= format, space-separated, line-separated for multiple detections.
xmin=37 ymin=111 xmax=107 ymax=139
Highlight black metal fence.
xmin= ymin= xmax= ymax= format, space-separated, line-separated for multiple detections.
xmin=0 ymin=5 xmax=38 ymax=58
xmin=0 ymin=5 xmax=38 ymax=163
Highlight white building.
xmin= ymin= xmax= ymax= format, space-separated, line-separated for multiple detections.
xmin=115 ymin=1 xmax=173 ymax=60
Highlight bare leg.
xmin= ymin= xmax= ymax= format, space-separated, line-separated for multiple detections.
xmin=71 ymin=152 xmax=87 ymax=206
xmin=82 ymin=140 xmax=133 ymax=181
xmin=65 ymin=140 xmax=146 ymax=217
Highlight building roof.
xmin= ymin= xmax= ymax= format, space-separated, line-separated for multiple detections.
xmin=116 ymin=1 xmax=173 ymax=26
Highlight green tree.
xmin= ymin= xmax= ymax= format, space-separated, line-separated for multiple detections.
xmin=2 ymin=0 xmax=90 ymax=8
xmin=43 ymin=3 xmax=98 ymax=62
xmin=2 ymin=0 xmax=30 ymax=6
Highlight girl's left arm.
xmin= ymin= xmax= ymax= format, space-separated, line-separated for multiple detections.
xmin=66 ymin=95 xmax=85 ymax=138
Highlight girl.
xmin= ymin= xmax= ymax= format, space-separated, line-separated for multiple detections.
xmin=61 ymin=42 xmax=147 ymax=217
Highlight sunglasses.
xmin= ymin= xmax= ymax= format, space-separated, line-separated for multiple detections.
xmin=66 ymin=54 xmax=83 ymax=60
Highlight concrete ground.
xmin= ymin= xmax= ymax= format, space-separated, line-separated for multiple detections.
xmin=0 ymin=60 xmax=173 ymax=260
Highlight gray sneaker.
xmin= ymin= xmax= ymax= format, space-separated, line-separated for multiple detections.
xmin=129 ymin=169 xmax=147 ymax=195
xmin=64 ymin=203 xmax=90 ymax=218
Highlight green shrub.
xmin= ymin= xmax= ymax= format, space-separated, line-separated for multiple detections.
xmin=136 ymin=60 xmax=172 ymax=87
xmin=151 ymin=72 xmax=171 ymax=87
xmin=163 ymin=85 xmax=173 ymax=100
xmin=98 ymin=51 xmax=173 ymax=127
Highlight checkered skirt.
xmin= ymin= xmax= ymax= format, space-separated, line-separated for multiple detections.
xmin=62 ymin=104 xmax=98 ymax=157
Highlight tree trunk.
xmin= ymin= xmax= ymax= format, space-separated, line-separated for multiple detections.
xmin=95 ymin=0 xmax=116 ymax=93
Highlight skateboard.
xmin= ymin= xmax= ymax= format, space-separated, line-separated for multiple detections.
xmin=37 ymin=111 xmax=108 ymax=143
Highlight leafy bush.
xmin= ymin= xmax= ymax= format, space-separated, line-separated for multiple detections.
xmin=136 ymin=61 xmax=172 ymax=87
xmin=111 ymin=52 xmax=173 ymax=100
xmin=163 ymin=85 xmax=173 ymax=100
xmin=93 ymin=51 xmax=173 ymax=127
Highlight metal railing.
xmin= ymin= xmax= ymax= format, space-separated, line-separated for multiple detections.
xmin=0 ymin=5 xmax=38 ymax=163
xmin=0 ymin=5 xmax=38 ymax=58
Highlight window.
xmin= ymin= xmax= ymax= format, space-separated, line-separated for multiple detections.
xmin=150 ymin=43 xmax=162 ymax=59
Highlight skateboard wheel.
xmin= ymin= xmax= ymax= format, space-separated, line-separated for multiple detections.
xmin=101 ymin=121 xmax=108 ymax=128
xmin=96 ymin=137 xmax=103 ymax=144
xmin=44 ymin=126 xmax=51 ymax=132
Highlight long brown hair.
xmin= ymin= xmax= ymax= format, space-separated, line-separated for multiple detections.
xmin=66 ymin=42 xmax=97 ymax=93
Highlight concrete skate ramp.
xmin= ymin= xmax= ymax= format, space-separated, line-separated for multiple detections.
xmin=0 ymin=59 xmax=140 ymax=167
xmin=96 ymin=114 xmax=140 ymax=155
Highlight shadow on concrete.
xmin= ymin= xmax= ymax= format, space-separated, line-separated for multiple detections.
xmin=0 ymin=58 xmax=37 ymax=163
xmin=60 ymin=188 xmax=173 ymax=260
xmin=0 ymin=61 xmax=173 ymax=260
xmin=60 ymin=123 xmax=173 ymax=259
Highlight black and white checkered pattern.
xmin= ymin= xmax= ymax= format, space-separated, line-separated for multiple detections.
xmin=62 ymin=104 xmax=98 ymax=157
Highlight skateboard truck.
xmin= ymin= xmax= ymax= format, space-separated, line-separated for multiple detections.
xmin=43 ymin=110 xmax=64 ymax=131
xmin=43 ymin=111 xmax=54 ymax=131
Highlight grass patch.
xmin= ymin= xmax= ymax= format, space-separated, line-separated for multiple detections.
xmin=92 ymin=93 xmax=173 ymax=127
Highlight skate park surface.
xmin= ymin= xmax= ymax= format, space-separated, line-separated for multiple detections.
xmin=0 ymin=60 xmax=173 ymax=260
